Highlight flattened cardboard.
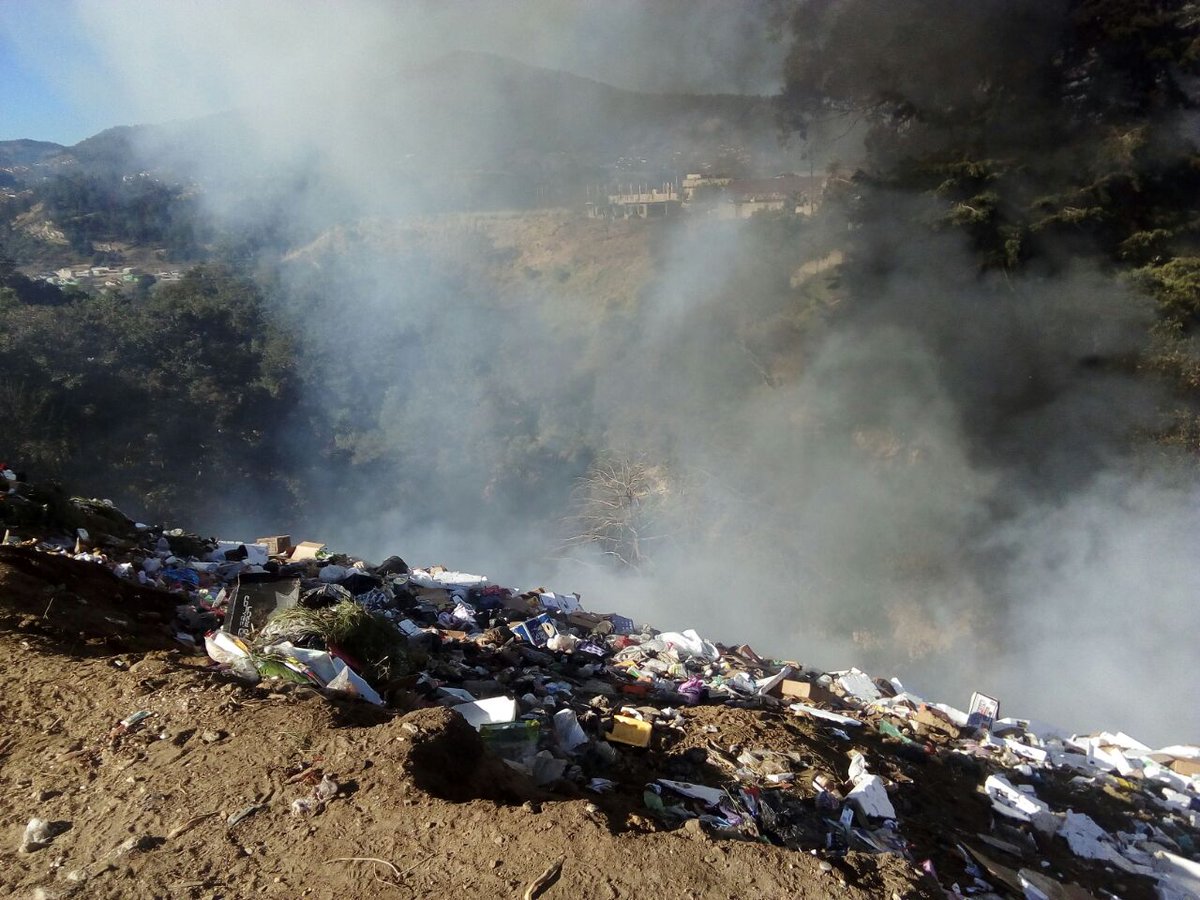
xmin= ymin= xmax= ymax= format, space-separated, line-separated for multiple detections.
xmin=289 ymin=540 xmax=327 ymax=561
xmin=913 ymin=706 xmax=962 ymax=738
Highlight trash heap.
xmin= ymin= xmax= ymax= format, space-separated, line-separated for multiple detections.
xmin=3 ymin=479 xmax=1200 ymax=899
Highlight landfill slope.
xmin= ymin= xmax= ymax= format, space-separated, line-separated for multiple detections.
xmin=1 ymin=482 xmax=1198 ymax=899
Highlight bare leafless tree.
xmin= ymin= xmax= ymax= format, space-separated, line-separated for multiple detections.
xmin=559 ymin=455 xmax=679 ymax=570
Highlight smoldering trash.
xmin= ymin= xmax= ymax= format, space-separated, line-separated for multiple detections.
xmin=2 ymin=478 xmax=1199 ymax=899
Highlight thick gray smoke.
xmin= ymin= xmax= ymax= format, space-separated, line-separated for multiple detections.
xmin=45 ymin=1 xmax=1200 ymax=744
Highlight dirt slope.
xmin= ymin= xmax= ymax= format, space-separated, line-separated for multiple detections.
xmin=0 ymin=626 xmax=932 ymax=899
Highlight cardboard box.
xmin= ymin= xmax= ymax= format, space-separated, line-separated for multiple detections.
xmin=255 ymin=535 xmax=292 ymax=556
xmin=775 ymin=679 xmax=838 ymax=706
xmin=1169 ymin=758 xmax=1200 ymax=777
xmin=967 ymin=692 xmax=1000 ymax=731
xmin=511 ymin=613 xmax=556 ymax=647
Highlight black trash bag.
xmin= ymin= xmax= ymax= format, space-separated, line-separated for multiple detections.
xmin=757 ymin=790 xmax=827 ymax=851
xmin=340 ymin=570 xmax=382 ymax=596
xmin=300 ymin=583 xmax=355 ymax=608
xmin=376 ymin=555 xmax=409 ymax=576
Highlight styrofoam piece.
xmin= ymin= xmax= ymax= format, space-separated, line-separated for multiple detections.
xmin=931 ymin=702 xmax=970 ymax=727
xmin=1004 ymin=738 xmax=1050 ymax=765
xmin=1154 ymin=850 xmax=1200 ymax=900
xmin=755 ymin=666 xmax=796 ymax=697
xmin=1156 ymin=745 xmax=1200 ymax=760
xmin=1161 ymin=787 xmax=1196 ymax=811
xmin=789 ymin=702 xmax=862 ymax=727
xmin=835 ymin=668 xmax=882 ymax=703
xmin=409 ymin=568 xmax=490 ymax=589
xmin=1057 ymin=810 xmax=1139 ymax=873
xmin=1098 ymin=731 xmax=1152 ymax=754
xmin=846 ymin=774 xmax=895 ymax=820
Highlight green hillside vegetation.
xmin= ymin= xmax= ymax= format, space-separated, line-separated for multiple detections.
xmin=780 ymin=0 xmax=1200 ymax=448
xmin=0 ymin=265 xmax=296 ymax=524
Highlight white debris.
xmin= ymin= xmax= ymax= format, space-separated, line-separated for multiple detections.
xmin=789 ymin=703 xmax=862 ymax=727
xmin=451 ymin=696 xmax=517 ymax=730
xmin=835 ymin=668 xmax=882 ymax=703
xmin=1056 ymin=810 xmax=1139 ymax=873
xmin=409 ymin=568 xmax=490 ymax=589
xmin=983 ymin=774 xmax=1051 ymax=822
xmin=846 ymin=774 xmax=896 ymax=820
xmin=1154 ymin=850 xmax=1200 ymax=900
xmin=657 ymin=779 xmax=726 ymax=807
xmin=553 ymin=708 xmax=588 ymax=753
xmin=657 ymin=629 xmax=720 ymax=661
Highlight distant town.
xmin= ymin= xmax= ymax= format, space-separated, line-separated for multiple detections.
xmin=586 ymin=172 xmax=826 ymax=220
xmin=41 ymin=264 xmax=184 ymax=288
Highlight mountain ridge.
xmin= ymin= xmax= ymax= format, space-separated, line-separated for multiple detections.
xmin=0 ymin=51 xmax=790 ymax=187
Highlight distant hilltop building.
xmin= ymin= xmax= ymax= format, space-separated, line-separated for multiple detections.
xmin=691 ymin=173 xmax=826 ymax=219
xmin=587 ymin=173 xmax=826 ymax=220
xmin=586 ymin=184 xmax=681 ymax=219
xmin=680 ymin=173 xmax=732 ymax=201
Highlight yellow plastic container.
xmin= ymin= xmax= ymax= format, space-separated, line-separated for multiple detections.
xmin=607 ymin=714 xmax=652 ymax=748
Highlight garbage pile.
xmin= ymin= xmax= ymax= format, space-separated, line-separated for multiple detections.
xmin=3 ymin=477 xmax=1199 ymax=899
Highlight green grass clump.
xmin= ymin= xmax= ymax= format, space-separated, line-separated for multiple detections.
xmin=262 ymin=601 xmax=409 ymax=684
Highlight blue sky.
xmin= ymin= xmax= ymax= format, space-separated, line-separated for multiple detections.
xmin=0 ymin=1 xmax=126 ymax=144
xmin=0 ymin=0 xmax=787 ymax=146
